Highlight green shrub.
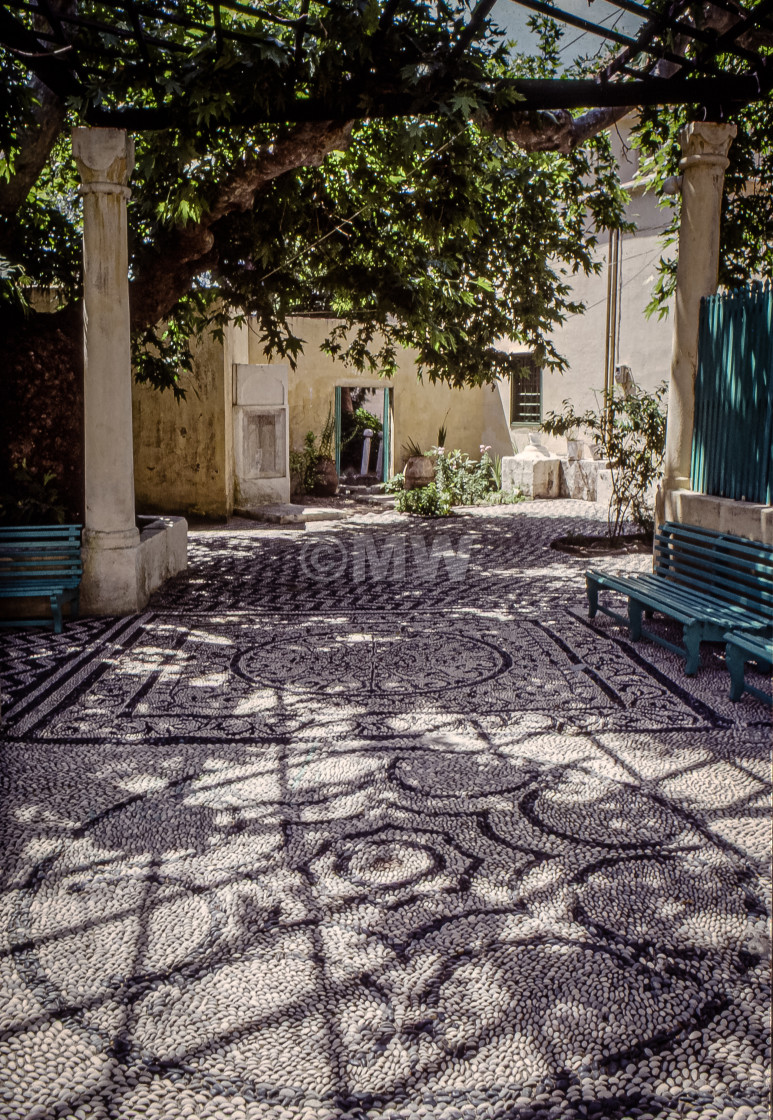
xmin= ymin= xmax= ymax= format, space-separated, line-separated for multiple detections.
xmin=291 ymin=405 xmax=339 ymax=496
xmin=486 ymin=488 xmax=526 ymax=506
xmin=389 ymin=446 xmax=519 ymax=514
xmin=431 ymin=445 xmax=498 ymax=506
xmin=541 ymin=383 xmax=667 ymax=537
xmin=394 ymin=483 xmax=452 ymax=518
xmin=383 ymin=471 xmax=405 ymax=494
xmin=290 ymin=431 xmax=320 ymax=496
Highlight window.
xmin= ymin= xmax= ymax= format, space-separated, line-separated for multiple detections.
xmin=510 ymin=354 xmax=542 ymax=425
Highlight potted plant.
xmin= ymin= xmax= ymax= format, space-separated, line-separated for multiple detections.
xmin=402 ymin=437 xmax=435 ymax=491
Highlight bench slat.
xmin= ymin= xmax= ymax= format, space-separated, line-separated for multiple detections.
xmin=657 ymin=522 xmax=773 ymax=557
xmin=655 ymin=549 xmax=773 ymax=599
xmin=587 ymin=522 xmax=773 ymax=677
xmin=625 ymin=574 xmax=771 ymax=622
xmin=0 ymin=524 xmax=82 ymax=632
xmin=655 ymin=540 xmax=773 ymax=583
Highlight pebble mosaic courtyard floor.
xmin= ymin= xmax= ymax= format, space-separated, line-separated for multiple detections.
xmin=0 ymin=500 xmax=770 ymax=1120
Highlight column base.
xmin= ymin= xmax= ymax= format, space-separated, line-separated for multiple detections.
xmin=81 ymin=527 xmax=145 ymax=615
xmin=81 ymin=517 xmax=188 ymax=616
xmin=656 ymin=477 xmax=692 ymax=530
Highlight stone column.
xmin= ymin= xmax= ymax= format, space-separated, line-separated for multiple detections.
xmin=661 ymin=122 xmax=736 ymax=517
xmin=73 ymin=127 xmax=142 ymax=614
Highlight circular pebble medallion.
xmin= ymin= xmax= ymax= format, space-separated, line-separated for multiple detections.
xmin=233 ymin=628 xmax=510 ymax=695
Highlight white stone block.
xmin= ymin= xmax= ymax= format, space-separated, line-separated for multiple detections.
xmin=595 ymin=469 xmax=614 ymax=510
xmin=501 ymin=456 xmax=560 ymax=498
xmin=560 ymin=460 xmax=599 ymax=501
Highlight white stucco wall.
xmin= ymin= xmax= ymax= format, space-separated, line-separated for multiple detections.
xmin=531 ymin=124 xmax=675 ymax=455
xmin=247 ymin=316 xmax=514 ymax=472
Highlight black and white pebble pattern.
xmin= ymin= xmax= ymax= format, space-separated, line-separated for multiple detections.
xmin=0 ymin=501 xmax=769 ymax=1120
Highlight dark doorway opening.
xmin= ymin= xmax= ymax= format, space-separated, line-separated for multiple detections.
xmin=335 ymin=387 xmax=392 ymax=484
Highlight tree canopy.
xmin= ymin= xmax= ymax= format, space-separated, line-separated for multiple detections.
xmin=0 ymin=0 xmax=771 ymax=512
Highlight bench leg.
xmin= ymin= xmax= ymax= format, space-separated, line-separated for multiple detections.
xmin=725 ymin=642 xmax=746 ymax=702
xmin=683 ymin=621 xmax=702 ymax=676
xmin=586 ymin=577 xmax=599 ymax=620
xmin=50 ymin=595 xmax=63 ymax=635
xmin=628 ymin=597 xmax=643 ymax=641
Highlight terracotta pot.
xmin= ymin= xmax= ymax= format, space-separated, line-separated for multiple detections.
xmin=404 ymin=455 xmax=435 ymax=491
xmin=313 ymin=457 xmax=339 ymax=497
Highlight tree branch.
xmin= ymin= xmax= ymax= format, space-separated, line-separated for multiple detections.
xmin=0 ymin=0 xmax=76 ymax=217
xmin=129 ymin=119 xmax=354 ymax=330
xmin=0 ymin=78 xmax=66 ymax=216
xmin=482 ymin=105 xmax=630 ymax=153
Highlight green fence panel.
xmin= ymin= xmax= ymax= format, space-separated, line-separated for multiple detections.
xmin=692 ymin=282 xmax=773 ymax=505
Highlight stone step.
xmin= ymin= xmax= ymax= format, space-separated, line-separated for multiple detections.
xmin=350 ymin=493 xmax=395 ymax=506
xmin=234 ymin=504 xmax=348 ymax=524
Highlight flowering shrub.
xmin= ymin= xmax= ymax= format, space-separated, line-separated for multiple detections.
xmin=431 ymin=445 xmax=498 ymax=506
xmin=388 ymin=446 xmax=523 ymax=515
xmin=541 ymin=384 xmax=667 ymax=537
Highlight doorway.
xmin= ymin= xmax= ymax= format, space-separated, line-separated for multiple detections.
xmin=334 ymin=386 xmax=392 ymax=484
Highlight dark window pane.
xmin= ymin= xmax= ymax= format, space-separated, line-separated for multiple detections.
xmin=510 ymin=355 xmax=542 ymax=425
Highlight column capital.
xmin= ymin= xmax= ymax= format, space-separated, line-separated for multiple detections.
xmin=73 ymin=127 xmax=134 ymax=195
xmin=679 ymin=121 xmax=737 ymax=173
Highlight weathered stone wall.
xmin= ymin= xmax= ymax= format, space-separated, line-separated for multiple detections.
xmin=132 ymin=327 xmax=231 ymax=519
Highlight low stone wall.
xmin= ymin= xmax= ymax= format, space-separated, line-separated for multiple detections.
xmin=560 ymin=460 xmax=613 ymax=502
xmin=501 ymin=455 xmax=611 ymax=502
xmin=136 ymin=515 xmax=188 ymax=603
xmin=665 ymin=491 xmax=773 ymax=546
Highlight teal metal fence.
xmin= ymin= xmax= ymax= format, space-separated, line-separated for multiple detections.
xmin=692 ymin=282 xmax=773 ymax=505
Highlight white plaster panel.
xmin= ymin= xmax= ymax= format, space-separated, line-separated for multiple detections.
xmin=235 ymin=364 xmax=287 ymax=407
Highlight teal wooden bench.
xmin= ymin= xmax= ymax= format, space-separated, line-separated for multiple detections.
xmin=0 ymin=524 xmax=82 ymax=634
xmin=724 ymin=630 xmax=773 ymax=705
xmin=586 ymin=522 xmax=773 ymax=676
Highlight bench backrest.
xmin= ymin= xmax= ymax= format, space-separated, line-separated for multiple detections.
xmin=0 ymin=524 xmax=82 ymax=584
xmin=655 ymin=521 xmax=773 ymax=622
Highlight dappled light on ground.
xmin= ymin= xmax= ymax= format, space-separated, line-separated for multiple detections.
xmin=0 ymin=501 xmax=769 ymax=1120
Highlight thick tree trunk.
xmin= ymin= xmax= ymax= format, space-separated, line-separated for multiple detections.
xmin=130 ymin=120 xmax=354 ymax=331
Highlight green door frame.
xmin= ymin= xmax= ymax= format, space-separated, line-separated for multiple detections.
xmin=334 ymin=386 xmax=342 ymax=475
xmin=382 ymin=386 xmax=392 ymax=483
xmin=334 ymin=386 xmax=392 ymax=481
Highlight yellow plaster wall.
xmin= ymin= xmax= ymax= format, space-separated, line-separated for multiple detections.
xmin=132 ymin=327 xmax=231 ymax=518
xmin=247 ymin=316 xmax=513 ymax=472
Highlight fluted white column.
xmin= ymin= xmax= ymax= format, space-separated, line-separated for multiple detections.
xmin=662 ymin=122 xmax=736 ymax=507
xmin=74 ymin=127 xmax=142 ymax=614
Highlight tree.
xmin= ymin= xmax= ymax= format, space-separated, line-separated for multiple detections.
xmin=0 ymin=0 xmax=770 ymax=516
